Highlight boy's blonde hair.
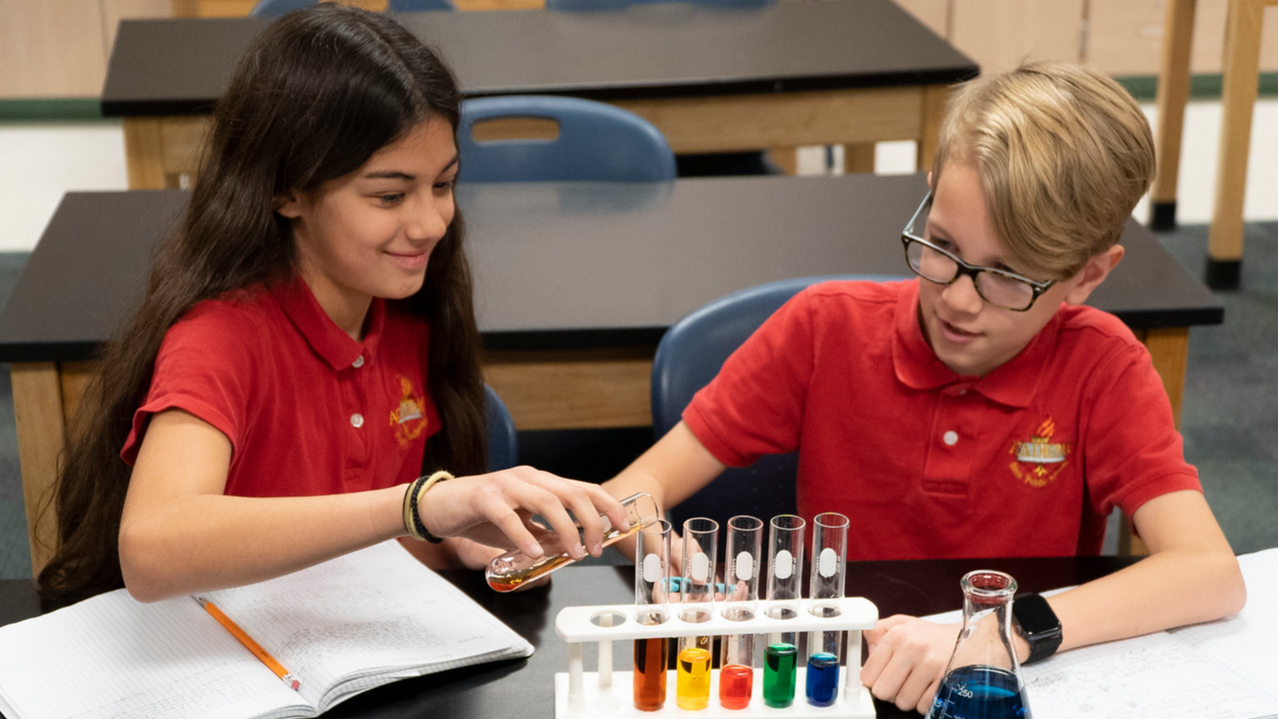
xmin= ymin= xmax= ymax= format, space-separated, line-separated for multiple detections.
xmin=931 ymin=61 xmax=1156 ymax=280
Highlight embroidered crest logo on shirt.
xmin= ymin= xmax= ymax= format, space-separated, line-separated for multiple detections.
xmin=1009 ymin=416 xmax=1070 ymax=488
xmin=389 ymin=375 xmax=428 ymax=446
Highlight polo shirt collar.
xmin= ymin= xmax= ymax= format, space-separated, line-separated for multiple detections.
xmin=271 ymin=276 xmax=386 ymax=371
xmin=891 ymin=278 xmax=1054 ymax=408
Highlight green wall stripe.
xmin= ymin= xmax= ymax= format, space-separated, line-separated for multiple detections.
xmin=1117 ymin=73 xmax=1277 ymax=103
xmin=0 ymin=99 xmax=104 ymax=123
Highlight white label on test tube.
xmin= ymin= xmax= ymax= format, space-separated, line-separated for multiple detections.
xmin=643 ymin=553 xmax=661 ymax=583
xmin=819 ymin=547 xmax=838 ymax=578
xmin=775 ymin=549 xmax=794 ymax=579
xmin=692 ymin=553 xmax=709 ymax=581
xmin=735 ymin=552 xmax=754 ymax=581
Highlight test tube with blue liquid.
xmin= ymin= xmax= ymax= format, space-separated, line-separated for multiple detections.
xmin=926 ymin=570 xmax=1033 ymax=719
xmin=806 ymin=512 xmax=848 ymax=707
xmin=675 ymin=517 xmax=718 ymax=710
xmin=719 ymin=515 xmax=763 ymax=710
xmin=632 ymin=519 xmax=671 ymax=712
xmin=763 ymin=514 xmax=805 ymax=708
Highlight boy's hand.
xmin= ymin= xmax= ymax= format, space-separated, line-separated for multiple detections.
xmin=861 ymin=614 xmax=959 ymax=715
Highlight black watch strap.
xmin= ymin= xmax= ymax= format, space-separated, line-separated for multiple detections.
xmin=1012 ymin=592 xmax=1062 ymax=664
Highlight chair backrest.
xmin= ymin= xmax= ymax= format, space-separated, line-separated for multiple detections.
xmin=249 ymin=0 xmax=454 ymax=17
xmin=484 ymin=384 xmax=519 ymax=471
xmin=457 ymin=96 xmax=677 ymax=183
xmin=548 ymin=0 xmax=771 ymax=10
xmin=653 ymin=275 xmax=897 ymax=530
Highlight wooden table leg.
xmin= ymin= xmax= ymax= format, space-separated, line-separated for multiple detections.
xmin=917 ymin=84 xmax=950 ymax=172
xmin=122 ymin=118 xmax=170 ymax=190
xmin=1150 ymin=0 xmax=1197 ymax=231
xmin=1205 ymin=0 xmax=1268 ymax=289
xmin=10 ymin=363 xmax=69 ymax=577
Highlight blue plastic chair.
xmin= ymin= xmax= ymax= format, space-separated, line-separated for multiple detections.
xmin=249 ymin=0 xmax=454 ymax=17
xmin=484 ymin=384 xmax=519 ymax=471
xmin=457 ymin=96 xmax=677 ymax=183
xmin=653 ymin=275 xmax=897 ymax=530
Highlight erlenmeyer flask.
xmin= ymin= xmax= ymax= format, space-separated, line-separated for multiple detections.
xmin=926 ymin=570 xmax=1032 ymax=719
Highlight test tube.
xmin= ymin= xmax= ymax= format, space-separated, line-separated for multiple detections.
xmin=763 ymin=514 xmax=805 ymax=708
xmin=675 ymin=517 xmax=718 ymax=711
xmin=719 ymin=515 xmax=763 ymax=711
xmin=806 ymin=512 xmax=849 ymax=707
xmin=633 ymin=519 xmax=671 ymax=712
xmin=486 ymin=492 xmax=659 ymax=592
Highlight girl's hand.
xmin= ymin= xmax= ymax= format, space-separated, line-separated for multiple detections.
xmin=416 ymin=467 xmax=629 ymax=563
xmin=861 ymin=614 xmax=959 ymax=715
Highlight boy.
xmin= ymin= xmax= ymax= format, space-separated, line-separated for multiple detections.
xmin=602 ymin=62 xmax=1245 ymax=713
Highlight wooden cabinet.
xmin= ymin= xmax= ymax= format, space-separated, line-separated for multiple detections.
xmin=0 ymin=0 xmax=173 ymax=99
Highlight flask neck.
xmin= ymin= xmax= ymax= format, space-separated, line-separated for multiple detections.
xmin=946 ymin=571 xmax=1022 ymax=675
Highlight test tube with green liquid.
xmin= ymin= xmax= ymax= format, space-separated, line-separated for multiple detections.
xmin=762 ymin=515 xmax=805 ymax=708
xmin=763 ymin=642 xmax=799 ymax=708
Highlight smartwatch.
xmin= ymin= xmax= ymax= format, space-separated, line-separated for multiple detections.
xmin=1012 ymin=593 xmax=1062 ymax=664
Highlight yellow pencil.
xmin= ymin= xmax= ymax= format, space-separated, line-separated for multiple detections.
xmin=196 ymin=596 xmax=301 ymax=691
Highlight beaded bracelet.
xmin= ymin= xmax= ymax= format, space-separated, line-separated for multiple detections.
xmin=404 ymin=470 xmax=453 ymax=543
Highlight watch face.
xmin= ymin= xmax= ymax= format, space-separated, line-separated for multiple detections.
xmin=1015 ymin=594 xmax=1060 ymax=636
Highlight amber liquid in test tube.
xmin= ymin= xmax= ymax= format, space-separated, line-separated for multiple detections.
xmin=719 ymin=515 xmax=763 ymax=711
xmin=763 ymin=514 xmax=805 ymax=708
xmin=486 ymin=492 xmax=660 ymax=592
xmin=675 ymin=517 xmax=718 ymax=711
xmin=633 ymin=519 xmax=671 ymax=712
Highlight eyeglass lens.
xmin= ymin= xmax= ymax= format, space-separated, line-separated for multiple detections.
xmin=904 ymin=239 xmax=1036 ymax=310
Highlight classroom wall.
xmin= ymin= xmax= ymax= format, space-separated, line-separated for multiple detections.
xmin=0 ymin=0 xmax=1275 ymax=101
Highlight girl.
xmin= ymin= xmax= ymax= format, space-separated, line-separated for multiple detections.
xmin=38 ymin=4 xmax=626 ymax=603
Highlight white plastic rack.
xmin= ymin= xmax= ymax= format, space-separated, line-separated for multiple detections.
xmin=553 ymin=596 xmax=879 ymax=718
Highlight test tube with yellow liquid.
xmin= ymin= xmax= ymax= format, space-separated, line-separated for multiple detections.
xmin=675 ymin=517 xmax=718 ymax=711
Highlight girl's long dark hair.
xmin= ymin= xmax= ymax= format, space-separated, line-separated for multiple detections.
xmin=37 ymin=4 xmax=485 ymax=601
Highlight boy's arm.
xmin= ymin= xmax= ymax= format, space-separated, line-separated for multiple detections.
xmin=601 ymin=421 xmax=728 ymax=562
xmin=1040 ymin=489 xmax=1245 ymax=654
xmin=862 ymin=488 xmax=1245 ymax=714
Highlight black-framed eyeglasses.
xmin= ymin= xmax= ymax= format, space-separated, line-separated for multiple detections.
xmin=900 ymin=191 xmax=1055 ymax=312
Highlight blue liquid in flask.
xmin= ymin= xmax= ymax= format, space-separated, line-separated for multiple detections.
xmin=928 ymin=665 xmax=1032 ymax=719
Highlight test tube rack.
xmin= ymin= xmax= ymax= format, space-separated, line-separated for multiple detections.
xmin=554 ymin=596 xmax=879 ymax=718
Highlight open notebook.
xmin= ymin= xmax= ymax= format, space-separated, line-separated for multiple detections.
xmin=0 ymin=541 xmax=533 ymax=719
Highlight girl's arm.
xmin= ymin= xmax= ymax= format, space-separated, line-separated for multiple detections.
xmin=860 ymin=488 xmax=1245 ymax=714
xmin=119 ymin=409 xmax=628 ymax=602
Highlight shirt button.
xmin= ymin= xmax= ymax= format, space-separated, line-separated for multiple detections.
xmin=943 ymin=430 xmax=959 ymax=446
xmin=352 ymin=356 xmax=365 ymax=369
xmin=350 ymin=413 xmax=365 ymax=428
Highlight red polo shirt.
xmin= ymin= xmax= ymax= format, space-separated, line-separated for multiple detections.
xmin=122 ymin=278 xmax=440 ymax=497
xmin=684 ymin=279 xmax=1200 ymax=560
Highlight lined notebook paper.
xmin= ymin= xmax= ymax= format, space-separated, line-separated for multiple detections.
xmin=0 ymin=541 xmax=533 ymax=719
